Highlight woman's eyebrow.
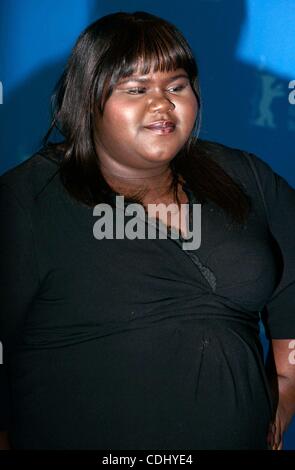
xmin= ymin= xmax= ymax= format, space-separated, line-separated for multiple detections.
xmin=117 ymin=73 xmax=189 ymax=85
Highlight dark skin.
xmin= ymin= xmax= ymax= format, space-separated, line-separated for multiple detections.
xmin=100 ymin=164 xmax=190 ymax=238
xmin=94 ymin=65 xmax=198 ymax=236
xmin=266 ymin=339 xmax=295 ymax=449
xmin=94 ymin=65 xmax=198 ymax=183
xmin=0 ymin=432 xmax=10 ymax=449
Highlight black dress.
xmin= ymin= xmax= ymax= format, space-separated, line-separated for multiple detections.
xmin=0 ymin=140 xmax=295 ymax=449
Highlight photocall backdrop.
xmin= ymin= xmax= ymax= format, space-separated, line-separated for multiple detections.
xmin=0 ymin=0 xmax=294 ymax=449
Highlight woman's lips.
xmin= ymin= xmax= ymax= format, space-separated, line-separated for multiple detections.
xmin=144 ymin=125 xmax=176 ymax=135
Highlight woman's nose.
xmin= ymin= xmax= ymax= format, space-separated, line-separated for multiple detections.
xmin=148 ymin=93 xmax=175 ymax=112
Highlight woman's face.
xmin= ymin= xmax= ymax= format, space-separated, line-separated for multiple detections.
xmin=94 ymin=66 xmax=199 ymax=173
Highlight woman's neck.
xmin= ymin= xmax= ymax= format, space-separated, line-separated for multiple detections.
xmin=101 ymin=165 xmax=176 ymax=200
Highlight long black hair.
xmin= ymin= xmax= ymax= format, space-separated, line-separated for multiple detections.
xmin=43 ymin=11 xmax=251 ymax=224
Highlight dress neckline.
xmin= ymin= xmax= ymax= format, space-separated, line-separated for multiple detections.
xmin=109 ymin=178 xmax=197 ymax=242
xmin=149 ymin=180 xmax=196 ymax=242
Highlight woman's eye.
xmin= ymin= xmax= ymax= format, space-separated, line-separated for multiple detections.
xmin=168 ymin=85 xmax=186 ymax=92
xmin=127 ymin=88 xmax=146 ymax=94
xmin=126 ymin=84 xmax=187 ymax=95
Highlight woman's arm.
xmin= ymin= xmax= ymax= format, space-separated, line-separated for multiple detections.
xmin=0 ymin=183 xmax=40 ymax=441
xmin=0 ymin=431 xmax=11 ymax=450
xmin=266 ymin=339 xmax=295 ymax=450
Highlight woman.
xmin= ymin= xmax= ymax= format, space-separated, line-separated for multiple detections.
xmin=0 ymin=11 xmax=295 ymax=450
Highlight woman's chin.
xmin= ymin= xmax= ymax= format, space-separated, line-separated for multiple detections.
xmin=140 ymin=152 xmax=177 ymax=165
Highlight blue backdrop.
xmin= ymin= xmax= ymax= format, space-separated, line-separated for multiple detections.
xmin=0 ymin=0 xmax=294 ymax=449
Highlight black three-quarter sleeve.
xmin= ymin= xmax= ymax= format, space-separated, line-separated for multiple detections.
xmin=0 ymin=183 xmax=40 ymax=431
xmin=243 ymin=152 xmax=295 ymax=339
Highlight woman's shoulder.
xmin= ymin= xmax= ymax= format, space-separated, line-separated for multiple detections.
xmin=196 ymin=138 xmax=276 ymax=186
xmin=0 ymin=143 xmax=64 ymax=205
xmin=197 ymin=138 xmax=257 ymax=168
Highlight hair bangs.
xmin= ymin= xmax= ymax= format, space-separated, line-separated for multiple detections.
xmin=97 ymin=20 xmax=198 ymax=114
